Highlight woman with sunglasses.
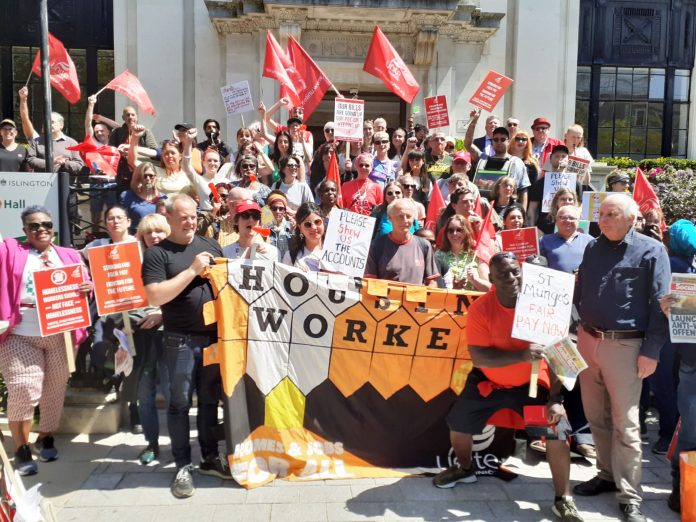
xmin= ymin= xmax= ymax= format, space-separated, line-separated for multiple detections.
xmin=402 ymin=150 xmax=430 ymax=209
xmin=0 ymin=206 xmax=91 ymax=475
xmin=234 ymin=154 xmax=270 ymax=206
xmin=508 ymin=131 xmax=540 ymax=185
xmin=369 ymin=131 xmax=400 ymax=188
xmin=436 ymin=214 xmax=491 ymax=291
xmin=435 ymin=214 xmax=491 ymax=292
xmin=197 ymin=182 xmax=232 ymax=241
xmin=266 ymin=191 xmax=293 ymax=260
xmin=273 ymin=155 xmax=313 ymax=211
xmin=397 ymin=174 xmax=426 ymax=227
xmin=341 ymin=153 xmax=383 ymax=216
xmin=371 ymin=182 xmax=420 ymax=238
xmin=128 ymin=125 xmax=195 ymax=199
xmin=120 ymin=162 xmax=167 ymax=234
xmin=282 ymin=202 xmax=326 ymax=272
xmin=222 ymin=200 xmax=279 ymax=261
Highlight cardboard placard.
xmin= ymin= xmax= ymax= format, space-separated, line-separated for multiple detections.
xmin=469 ymin=70 xmax=513 ymax=112
xmin=87 ymin=242 xmax=149 ymax=316
xmin=668 ymin=273 xmax=696 ymax=344
xmin=425 ymin=95 xmax=450 ymax=129
xmin=512 ymin=263 xmax=575 ymax=346
xmin=499 ymin=227 xmax=539 ymax=260
xmin=541 ymin=172 xmax=577 ymax=213
xmin=334 ymin=98 xmax=365 ymax=142
xmin=320 ymin=208 xmax=375 ymax=277
xmin=221 ymin=80 xmax=254 ymax=117
xmin=33 ymin=264 xmax=91 ymax=337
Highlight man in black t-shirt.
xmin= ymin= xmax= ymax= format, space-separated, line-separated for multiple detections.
xmin=142 ymin=194 xmax=229 ymax=498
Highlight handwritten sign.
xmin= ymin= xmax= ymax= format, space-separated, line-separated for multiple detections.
xmin=469 ymin=70 xmax=513 ymax=112
xmin=320 ymin=208 xmax=375 ymax=277
xmin=500 ymin=227 xmax=539 ymax=259
xmin=425 ymin=95 xmax=450 ymax=129
xmin=566 ymin=156 xmax=591 ymax=179
xmin=334 ymin=98 xmax=364 ymax=142
xmin=33 ymin=264 xmax=91 ymax=337
xmin=668 ymin=273 xmax=696 ymax=344
xmin=88 ymin=242 xmax=149 ymax=316
xmin=512 ymin=263 xmax=575 ymax=346
xmin=221 ymin=80 xmax=254 ymax=117
xmin=541 ymin=172 xmax=577 ymax=213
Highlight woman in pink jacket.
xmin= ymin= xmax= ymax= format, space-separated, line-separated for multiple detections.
xmin=0 ymin=205 xmax=90 ymax=476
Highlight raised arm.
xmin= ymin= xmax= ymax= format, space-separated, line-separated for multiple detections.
xmin=464 ymin=107 xmax=481 ymax=164
xmin=127 ymin=125 xmax=145 ymax=170
xmin=84 ymin=95 xmax=97 ymax=137
xmin=258 ymin=101 xmax=277 ymax=143
xmin=265 ymin=96 xmax=291 ymax=133
xmin=18 ymin=86 xmax=36 ymax=141
xmin=181 ymin=128 xmax=211 ymax=201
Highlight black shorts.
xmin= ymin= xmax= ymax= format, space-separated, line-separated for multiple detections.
xmin=447 ymin=368 xmax=571 ymax=439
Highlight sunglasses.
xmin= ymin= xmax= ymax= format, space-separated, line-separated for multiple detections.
xmin=386 ymin=191 xmax=402 ymax=197
xmin=515 ymin=137 xmax=528 ymax=143
xmin=302 ymin=219 xmax=324 ymax=229
xmin=492 ymin=137 xmax=508 ymax=143
xmin=26 ymin=221 xmax=54 ymax=232
xmin=286 ymin=163 xmax=299 ymax=169
xmin=270 ymin=206 xmax=286 ymax=212
xmin=447 ymin=227 xmax=464 ymax=234
xmin=358 ymin=163 xmax=371 ymax=168
xmin=324 ymin=128 xmax=334 ymax=133
xmin=142 ymin=173 xmax=156 ymax=179
xmin=239 ymin=211 xmax=260 ymax=220
xmin=218 ymin=193 xmax=229 ymax=199
xmin=241 ymin=163 xmax=256 ymax=170
xmin=402 ymin=184 xmax=416 ymax=189
xmin=374 ymin=140 xmax=389 ymax=145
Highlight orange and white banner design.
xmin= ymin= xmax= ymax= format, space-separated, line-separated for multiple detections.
xmin=204 ymin=260 xmax=484 ymax=488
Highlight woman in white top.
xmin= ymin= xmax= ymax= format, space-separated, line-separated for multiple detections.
xmin=274 ymin=155 xmax=313 ymax=211
xmin=281 ymin=202 xmax=325 ymax=272
xmin=222 ymin=200 xmax=279 ymax=261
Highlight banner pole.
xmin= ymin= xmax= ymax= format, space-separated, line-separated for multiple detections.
xmin=121 ymin=311 xmax=137 ymax=356
xmin=25 ymin=70 xmax=32 ymax=86
xmin=94 ymin=85 xmax=108 ymax=97
xmin=528 ymin=360 xmax=539 ymax=398
xmin=240 ymin=113 xmax=245 ymax=128
xmin=331 ymin=84 xmax=342 ymax=97
xmin=63 ymin=331 xmax=76 ymax=373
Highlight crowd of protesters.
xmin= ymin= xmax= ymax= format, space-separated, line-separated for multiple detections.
xmin=1 ymin=87 xmax=695 ymax=522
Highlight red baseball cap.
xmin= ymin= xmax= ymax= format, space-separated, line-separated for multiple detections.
xmin=532 ymin=117 xmax=551 ymax=129
xmin=234 ymin=200 xmax=261 ymax=215
xmin=453 ymin=151 xmax=472 ymax=163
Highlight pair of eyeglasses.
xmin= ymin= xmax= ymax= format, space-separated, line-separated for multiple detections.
xmin=447 ymin=227 xmax=464 ymax=234
xmin=386 ymin=191 xmax=402 ymax=197
xmin=270 ymin=206 xmax=286 ymax=212
xmin=557 ymin=216 xmax=578 ymax=221
xmin=239 ymin=211 xmax=260 ymax=220
xmin=492 ymin=138 xmax=508 ymax=143
xmin=26 ymin=221 xmax=53 ymax=232
xmin=106 ymin=215 xmax=127 ymax=222
xmin=534 ymin=127 xmax=550 ymax=132
xmin=374 ymin=140 xmax=389 ymax=145
xmin=302 ymin=219 xmax=323 ymax=229
xmin=286 ymin=164 xmax=299 ymax=170
xmin=241 ymin=163 xmax=256 ymax=171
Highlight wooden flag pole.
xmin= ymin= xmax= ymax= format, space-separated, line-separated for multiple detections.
xmin=63 ymin=331 xmax=75 ymax=373
xmin=25 ymin=70 xmax=32 ymax=86
xmin=93 ymin=85 xmax=109 ymax=97
xmin=529 ymin=359 xmax=539 ymax=398
xmin=331 ymin=84 xmax=342 ymax=97
xmin=121 ymin=311 xmax=137 ymax=356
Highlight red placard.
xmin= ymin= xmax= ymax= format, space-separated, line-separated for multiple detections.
xmin=469 ymin=70 xmax=513 ymax=112
xmin=500 ymin=227 xmax=539 ymax=259
xmin=425 ymin=95 xmax=450 ymax=129
xmin=33 ymin=264 xmax=91 ymax=337
xmin=87 ymin=242 xmax=148 ymax=316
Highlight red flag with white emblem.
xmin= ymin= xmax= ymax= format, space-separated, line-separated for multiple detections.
xmin=363 ymin=26 xmax=420 ymax=104
xmin=31 ymin=33 xmax=81 ymax=104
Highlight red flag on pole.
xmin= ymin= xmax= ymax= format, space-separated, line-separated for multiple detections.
xmin=66 ymin=134 xmax=120 ymax=178
xmin=31 ymin=33 xmax=81 ymax=104
xmin=474 ymin=209 xmax=497 ymax=265
xmin=287 ymin=36 xmax=331 ymax=119
xmin=103 ymin=70 xmax=156 ymax=116
xmin=263 ymin=31 xmax=300 ymax=107
xmin=325 ymin=147 xmax=343 ymax=208
xmin=363 ymin=26 xmax=420 ymax=104
xmin=424 ymin=180 xmax=446 ymax=232
xmin=633 ymin=166 xmax=666 ymax=230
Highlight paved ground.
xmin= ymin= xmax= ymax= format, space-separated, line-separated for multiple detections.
xmin=1 ymin=411 xmax=681 ymax=522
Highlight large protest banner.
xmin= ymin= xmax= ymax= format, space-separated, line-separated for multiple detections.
xmin=668 ymin=273 xmax=696 ymax=343
xmin=202 ymin=260 xmax=523 ymax=488
xmin=320 ymin=209 xmax=375 ymax=277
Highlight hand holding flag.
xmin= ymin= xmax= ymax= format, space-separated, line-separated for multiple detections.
xmin=99 ymin=70 xmax=156 ymax=116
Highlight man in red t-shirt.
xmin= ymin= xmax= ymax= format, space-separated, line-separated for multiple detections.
xmin=433 ymin=252 xmax=583 ymax=522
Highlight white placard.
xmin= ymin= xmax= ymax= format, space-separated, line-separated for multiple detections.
xmin=221 ymin=80 xmax=254 ymax=117
xmin=319 ymin=208 xmax=375 ymax=277
xmin=541 ymin=172 xmax=577 ymax=213
xmin=0 ymin=172 xmax=60 ymax=240
xmin=334 ymin=98 xmax=364 ymax=142
xmin=512 ymin=263 xmax=575 ymax=346
xmin=580 ymin=191 xmax=630 ymax=222
xmin=668 ymin=273 xmax=696 ymax=344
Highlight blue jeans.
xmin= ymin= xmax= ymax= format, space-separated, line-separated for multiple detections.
xmin=136 ymin=330 xmax=170 ymax=446
xmin=672 ymin=360 xmax=696 ymax=491
xmin=648 ymin=341 xmax=680 ymax=438
xmin=162 ymin=332 xmax=221 ymax=469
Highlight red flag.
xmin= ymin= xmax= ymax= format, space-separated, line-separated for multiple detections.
xmin=633 ymin=166 xmax=666 ymax=230
xmin=104 ymin=70 xmax=156 ymax=116
xmin=325 ymin=147 xmax=343 ymax=208
xmin=31 ymin=33 xmax=81 ymax=104
xmin=66 ymin=134 xmax=119 ymax=178
xmin=263 ymin=31 xmax=300 ymax=107
xmin=287 ymin=36 xmax=331 ymax=119
xmin=363 ymin=26 xmax=420 ymax=104
xmin=474 ymin=194 xmax=483 ymax=217
xmin=474 ymin=208 xmax=497 ymax=265
xmin=424 ymin=180 xmax=446 ymax=232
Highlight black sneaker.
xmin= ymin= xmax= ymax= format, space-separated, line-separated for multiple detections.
xmin=198 ymin=455 xmax=233 ymax=480
xmin=573 ymin=475 xmax=618 ymax=496
xmin=667 ymin=490 xmax=680 ymax=513
xmin=432 ymin=464 xmax=477 ymax=488
xmin=33 ymin=435 xmax=58 ymax=462
xmin=14 ymin=444 xmax=38 ymax=476
xmin=651 ymin=435 xmax=670 ymax=455
xmin=170 ymin=464 xmax=195 ymax=498
xmin=618 ymin=503 xmax=646 ymax=522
